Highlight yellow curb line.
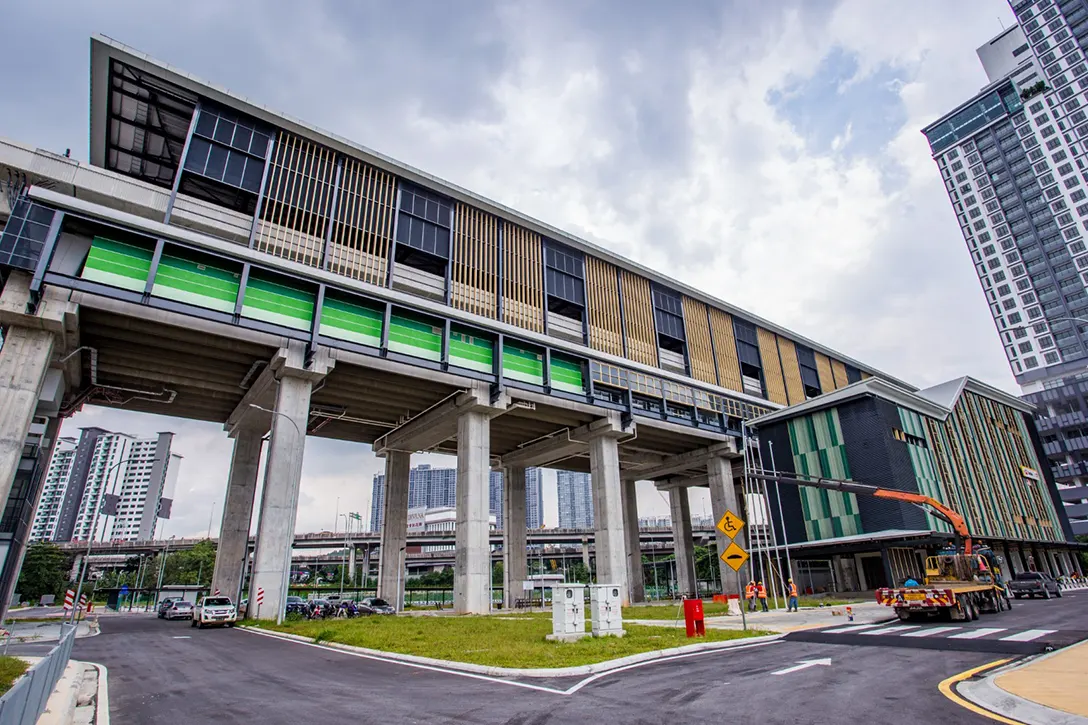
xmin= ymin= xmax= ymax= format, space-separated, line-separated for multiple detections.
xmin=938 ymin=658 xmax=1022 ymax=725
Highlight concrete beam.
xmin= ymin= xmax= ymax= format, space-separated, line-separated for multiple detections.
xmin=628 ymin=440 xmax=740 ymax=481
xmin=499 ymin=415 xmax=634 ymax=469
xmin=374 ymin=383 xmax=510 ymax=455
xmin=211 ymin=426 xmax=263 ymax=602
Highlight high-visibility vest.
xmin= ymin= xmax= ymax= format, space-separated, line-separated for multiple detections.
xmin=788 ymin=583 xmax=798 ymax=597
xmin=744 ymin=584 xmax=755 ymax=599
xmin=757 ymin=584 xmax=767 ymax=599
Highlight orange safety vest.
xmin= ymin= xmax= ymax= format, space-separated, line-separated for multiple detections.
xmin=744 ymin=584 xmax=755 ymax=599
xmin=788 ymin=583 xmax=798 ymax=597
xmin=757 ymin=584 xmax=767 ymax=599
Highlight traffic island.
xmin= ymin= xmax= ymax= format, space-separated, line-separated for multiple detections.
xmin=244 ymin=615 xmax=775 ymax=673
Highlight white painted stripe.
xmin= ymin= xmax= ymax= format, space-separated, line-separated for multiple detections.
xmin=860 ymin=625 xmax=920 ymax=636
xmin=947 ymin=627 xmax=1006 ymax=640
xmin=901 ymin=626 xmax=961 ymax=638
xmin=998 ymin=629 xmax=1056 ymax=642
xmin=822 ymin=624 xmax=883 ymax=634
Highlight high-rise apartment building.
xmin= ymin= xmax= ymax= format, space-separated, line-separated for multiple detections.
xmin=923 ymin=0 xmax=1088 ymax=534
xmin=30 ymin=428 xmax=178 ymax=542
xmin=556 ymin=471 xmax=594 ymax=529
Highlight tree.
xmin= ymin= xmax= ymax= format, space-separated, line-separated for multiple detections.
xmin=145 ymin=540 xmax=218 ymax=587
xmin=565 ymin=561 xmax=591 ymax=583
xmin=17 ymin=543 xmax=73 ymax=603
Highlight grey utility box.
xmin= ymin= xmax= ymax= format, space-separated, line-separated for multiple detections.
xmin=548 ymin=583 xmax=588 ymax=641
xmin=588 ymin=583 xmax=625 ymax=637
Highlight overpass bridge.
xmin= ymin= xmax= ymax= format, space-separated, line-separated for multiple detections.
xmin=0 ymin=36 xmax=894 ymax=620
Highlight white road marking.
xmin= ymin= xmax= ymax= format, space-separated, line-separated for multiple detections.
xmin=901 ymin=626 xmax=961 ymax=638
xmin=770 ymin=658 xmax=832 ymax=676
xmin=947 ymin=627 xmax=1006 ymax=640
xmin=172 ymin=636 xmax=192 ymax=639
xmin=860 ymin=625 xmax=920 ymax=636
xmin=822 ymin=624 xmax=883 ymax=634
xmin=241 ymin=627 xmax=782 ymax=696
xmin=998 ymin=629 xmax=1056 ymax=642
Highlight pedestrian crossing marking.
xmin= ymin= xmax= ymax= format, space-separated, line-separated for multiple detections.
xmin=998 ymin=629 xmax=1056 ymax=642
xmin=947 ymin=627 xmax=1006 ymax=640
xmin=822 ymin=624 xmax=882 ymax=634
xmin=860 ymin=625 xmax=920 ymax=635
xmin=901 ymin=626 xmax=961 ymax=638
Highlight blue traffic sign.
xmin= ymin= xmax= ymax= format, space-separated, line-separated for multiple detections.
xmin=120 ymin=585 xmax=129 ymax=595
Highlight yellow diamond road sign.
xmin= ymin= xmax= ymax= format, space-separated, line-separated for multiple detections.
xmin=716 ymin=510 xmax=745 ymax=539
xmin=720 ymin=541 xmax=750 ymax=572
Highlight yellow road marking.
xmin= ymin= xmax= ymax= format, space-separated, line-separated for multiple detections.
xmin=938 ymin=658 xmax=1022 ymax=725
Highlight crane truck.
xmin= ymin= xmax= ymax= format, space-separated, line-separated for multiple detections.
xmin=748 ymin=471 xmax=1012 ymax=622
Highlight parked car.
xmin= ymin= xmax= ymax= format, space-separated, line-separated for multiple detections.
xmin=285 ymin=596 xmax=307 ymax=615
xmin=192 ymin=596 xmax=238 ymax=628
xmin=360 ymin=597 xmax=396 ymax=615
xmin=163 ymin=600 xmax=194 ymax=620
xmin=156 ymin=599 xmax=178 ymax=619
xmin=1009 ymin=571 xmax=1062 ymax=599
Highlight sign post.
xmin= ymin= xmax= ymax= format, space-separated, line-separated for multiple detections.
xmin=716 ymin=510 xmax=750 ymax=632
xmin=256 ymin=587 xmax=264 ymax=619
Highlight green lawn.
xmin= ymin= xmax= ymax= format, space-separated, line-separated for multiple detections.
xmin=0 ymin=656 xmax=28 ymax=695
xmin=625 ymin=596 xmax=864 ymax=620
xmin=253 ymin=615 xmax=771 ymax=669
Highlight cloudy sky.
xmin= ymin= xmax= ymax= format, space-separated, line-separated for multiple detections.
xmin=1 ymin=0 xmax=1022 ymax=537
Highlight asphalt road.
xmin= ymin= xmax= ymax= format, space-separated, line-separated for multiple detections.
xmin=71 ymin=592 xmax=1087 ymax=725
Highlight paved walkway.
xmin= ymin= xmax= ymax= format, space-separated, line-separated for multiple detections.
xmin=994 ymin=640 xmax=1088 ymax=718
xmin=628 ymin=601 xmax=891 ymax=634
xmin=2 ymin=619 xmax=96 ymax=642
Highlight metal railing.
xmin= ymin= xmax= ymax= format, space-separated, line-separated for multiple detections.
xmin=0 ymin=624 xmax=77 ymax=725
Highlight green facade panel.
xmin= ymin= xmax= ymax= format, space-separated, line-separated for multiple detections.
xmin=388 ymin=313 xmax=442 ymax=362
xmin=151 ymin=250 xmax=241 ymax=313
xmin=320 ymin=296 xmax=383 ymax=348
xmin=551 ymin=354 xmax=585 ymax=393
xmin=897 ymin=406 xmax=950 ymax=534
xmin=241 ymin=274 xmax=315 ymax=331
xmin=80 ymin=237 xmax=152 ymax=291
xmin=503 ymin=340 xmax=544 ymax=385
xmin=788 ymin=409 xmax=862 ymax=541
xmin=449 ymin=326 xmax=493 ymax=373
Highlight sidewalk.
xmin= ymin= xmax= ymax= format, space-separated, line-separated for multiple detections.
xmin=628 ymin=601 xmax=892 ymax=634
xmin=3 ymin=620 xmax=97 ymax=643
xmin=958 ymin=641 xmax=1088 ymax=725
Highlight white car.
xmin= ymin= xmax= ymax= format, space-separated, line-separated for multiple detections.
xmin=192 ymin=596 xmax=237 ymax=628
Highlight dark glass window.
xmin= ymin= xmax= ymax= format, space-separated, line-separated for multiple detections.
xmin=794 ymin=344 xmax=822 ymax=398
xmin=183 ymin=105 xmax=269 ymax=195
xmin=395 ymin=184 xmax=451 ymax=274
xmin=733 ymin=319 xmax=764 ymax=391
xmin=652 ymin=286 xmax=685 ymax=353
xmin=544 ymin=242 xmax=585 ymax=319
xmin=0 ymin=200 xmax=56 ymax=271
xmin=844 ymin=364 xmax=862 ymax=384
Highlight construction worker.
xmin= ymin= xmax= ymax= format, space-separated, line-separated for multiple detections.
xmin=787 ymin=579 xmax=799 ymax=612
xmin=756 ymin=581 xmax=768 ymax=612
xmin=745 ymin=580 xmax=756 ymax=612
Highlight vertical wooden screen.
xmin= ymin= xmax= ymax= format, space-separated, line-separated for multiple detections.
xmin=708 ymin=308 xmax=743 ymax=393
xmin=776 ymin=337 xmax=805 ymax=405
xmin=255 ymin=131 xmax=335 ymax=269
xmin=815 ymin=352 xmax=836 ymax=393
xmin=502 ymin=223 xmax=545 ymax=332
xmin=619 ymin=270 xmax=659 ymax=368
xmin=831 ymin=359 xmax=849 ymax=389
xmin=450 ymin=203 xmax=499 ymax=318
xmin=682 ymin=296 xmax=717 ymax=385
xmin=327 ymin=156 xmax=397 ymax=286
xmin=756 ymin=328 xmax=788 ymax=405
xmin=584 ymin=256 xmax=624 ymax=356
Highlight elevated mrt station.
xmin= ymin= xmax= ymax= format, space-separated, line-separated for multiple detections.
xmin=0 ymin=36 xmax=902 ymax=619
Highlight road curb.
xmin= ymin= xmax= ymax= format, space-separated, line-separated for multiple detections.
xmin=238 ymin=626 xmax=783 ymax=678
xmin=956 ymin=652 xmax=1088 ymax=725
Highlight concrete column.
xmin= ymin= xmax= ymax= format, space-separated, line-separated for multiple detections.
xmin=0 ymin=326 xmax=55 ymax=512
xmin=247 ymin=374 xmax=311 ymax=621
xmin=454 ymin=409 xmax=490 ymax=614
xmin=622 ymin=479 xmax=645 ymax=603
xmin=589 ymin=433 xmax=628 ymax=602
xmin=211 ymin=427 xmax=263 ymax=602
xmin=348 ymin=546 xmax=357 ymax=584
xmin=1010 ymin=546 xmax=1025 ymax=573
xmin=670 ymin=487 xmax=697 ymax=598
xmin=581 ymin=538 xmax=591 ymax=570
xmin=1074 ymin=552 xmax=1084 ymax=577
xmin=708 ymin=456 xmax=745 ymax=595
xmin=377 ymin=451 xmax=410 ymax=605
xmin=502 ymin=466 xmax=528 ymax=609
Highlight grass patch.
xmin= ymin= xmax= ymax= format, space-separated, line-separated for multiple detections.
xmin=253 ymin=615 xmax=771 ymax=669
xmin=624 ymin=596 xmax=864 ymax=620
xmin=0 ymin=656 xmax=28 ymax=695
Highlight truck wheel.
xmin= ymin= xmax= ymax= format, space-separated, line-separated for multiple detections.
xmin=956 ymin=595 xmax=968 ymax=621
xmin=896 ymin=609 xmax=912 ymax=622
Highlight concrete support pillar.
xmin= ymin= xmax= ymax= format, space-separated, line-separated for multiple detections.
xmin=377 ymin=451 xmax=410 ymax=605
xmin=454 ymin=409 xmax=490 ymax=614
xmin=1010 ymin=546 xmax=1025 ymax=573
xmin=589 ymin=433 xmax=628 ymax=603
xmin=502 ymin=466 xmax=528 ymax=609
xmin=0 ymin=326 xmax=55 ymax=511
xmin=348 ymin=546 xmax=357 ymax=584
xmin=622 ymin=479 xmax=645 ymax=603
xmin=670 ymin=487 xmax=696 ymax=598
xmin=248 ymin=374 xmax=311 ymax=621
xmin=581 ymin=538 xmax=591 ymax=570
xmin=211 ymin=427 xmax=263 ymax=602
xmin=708 ymin=456 xmax=745 ymax=595
xmin=1074 ymin=552 xmax=1084 ymax=577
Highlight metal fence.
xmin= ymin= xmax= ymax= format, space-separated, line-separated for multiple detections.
xmin=0 ymin=623 xmax=77 ymax=725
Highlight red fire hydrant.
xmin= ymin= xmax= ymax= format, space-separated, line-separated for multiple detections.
xmin=683 ymin=598 xmax=705 ymax=638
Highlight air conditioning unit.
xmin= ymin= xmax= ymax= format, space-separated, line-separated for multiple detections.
xmin=588 ymin=583 xmax=624 ymax=637
xmin=547 ymin=583 xmax=588 ymax=641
